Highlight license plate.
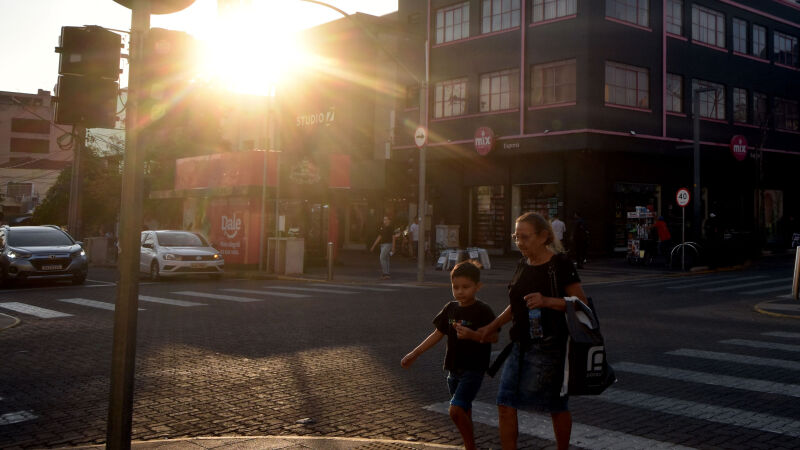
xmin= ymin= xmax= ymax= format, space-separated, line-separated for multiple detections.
xmin=41 ymin=264 xmax=62 ymax=271
xmin=191 ymin=263 xmax=205 ymax=268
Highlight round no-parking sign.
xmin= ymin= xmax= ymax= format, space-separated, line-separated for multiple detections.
xmin=676 ymin=188 xmax=690 ymax=207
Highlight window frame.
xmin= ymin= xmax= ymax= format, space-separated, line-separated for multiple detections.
xmin=479 ymin=68 xmax=520 ymax=112
xmin=692 ymin=79 xmax=726 ymax=120
xmin=435 ymin=2 xmax=471 ymax=45
xmin=605 ymin=61 xmax=650 ymax=109
xmin=666 ymin=0 xmax=683 ymax=35
xmin=606 ymin=0 xmax=649 ymax=28
xmin=732 ymin=18 xmax=748 ymax=54
xmin=774 ymin=31 xmax=799 ymax=67
xmin=753 ymin=91 xmax=769 ymax=126
xmin=433 ymin=77 xmax=469 ymax=119
xmin=531 ymin=59 xmax=577 ymax=107
xmin=666 ymin=73 xmax=683 ymax=113
xmin=733 ymin=87 xmax=748 ymax=123
xmin=774 ymin=97 xmax=799 ymax=131
xmin=531 ymin=0 xmax=577 ymax=24
xmin=691 ymin=5 xmax=726 ymax=49
xmin=482 ymin=0 xmax=521 ymax=34
xmin=752 ymin=24 xmax=767 ymax=59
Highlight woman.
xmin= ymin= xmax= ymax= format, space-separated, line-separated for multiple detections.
xmin=478 ymin=212 xmax=587 ymax=450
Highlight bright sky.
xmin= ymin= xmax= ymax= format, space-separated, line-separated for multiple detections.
xmin=0 ymin=0 xmax=398 ymax=96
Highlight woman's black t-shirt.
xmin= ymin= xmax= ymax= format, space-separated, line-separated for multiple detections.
xmin=433 ymin=300 xmax=496 ymax=371
xmin=507 ymin=253 xmax=580 ymax=344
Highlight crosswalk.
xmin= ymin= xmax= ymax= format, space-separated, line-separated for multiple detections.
xmin=622 ymin=272 xmax=792 ymax=297
xmin=0 ymin=282 xmax=432 ymax=321
xmin=427 ymin=330 xmax=800 ymax=448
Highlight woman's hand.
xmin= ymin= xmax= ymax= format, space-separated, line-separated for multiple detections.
xmin=476 ymin=323 xmax=496 ymax=343
xmin=524 ymin=292 xmax=546 ymax=310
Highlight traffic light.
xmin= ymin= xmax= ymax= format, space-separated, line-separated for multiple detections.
xmin=54 ymin=26 xmax=122 ymax=128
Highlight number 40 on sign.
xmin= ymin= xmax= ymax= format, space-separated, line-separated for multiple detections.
xmin=676 ymin=188 xmax=690 ymax=207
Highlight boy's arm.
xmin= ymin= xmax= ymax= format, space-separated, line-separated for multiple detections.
xmin=455 ymin=323 xmax=499 ymax=343
xmin=401 ymin=329 xmax=445 ymax=368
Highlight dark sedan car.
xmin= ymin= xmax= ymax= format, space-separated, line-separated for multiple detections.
xmin=0 ymin=225 xmax=88 ymax=285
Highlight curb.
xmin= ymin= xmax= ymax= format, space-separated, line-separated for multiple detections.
xmin=64 ymin=435 xmax=462 ymax=449
xmin=0 ymin=312 xmax=21 ymax=331
xmin=754 ymin=299 xmax=800 ymax=319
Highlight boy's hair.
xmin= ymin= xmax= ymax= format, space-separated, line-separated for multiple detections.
xmin=450 ymin=261 xmax=480 ymax=283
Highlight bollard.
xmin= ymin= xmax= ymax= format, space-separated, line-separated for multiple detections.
xmin=327 ymin=242 xmax=334 ymax=281
xmin=793 ymin=247 xmax=799 ymax=301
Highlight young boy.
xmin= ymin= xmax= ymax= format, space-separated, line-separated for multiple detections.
xmin=401 ymin=261 xmax=498 ymax=450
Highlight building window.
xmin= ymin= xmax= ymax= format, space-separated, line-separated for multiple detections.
xmin=480 ymin=68 xmax=519 ymax=112
xmin=532 ymin=0 xmax=576 ymax=23
xmin=752 ymin=24 xmax=767 ymax=58
xmin=774 ymin=97 xmax=799 ymax=131
xmin=531 ymin=59 xmax=576 ymax=106
xmin=692 ymin=5 xmax=725 ymax=49
xmin=666 ymin=73 xmax=683 ymax=113
xmin=606 ymin=0 xmax=648 ymax=27
xmin=775 ymin=31 xmax=799 ymax=67
xmin=666 ymin=0 xmax=682 ymax=35
xmin=753 ymin=92 xmax=768 ymax=125
xmin=406 ymin=85 xmax=420 ymax=109
xmin=605 ymin=62 xmax=649 ymax=108
xmin=434 ymin=77 xmax=468 ymax=118
xmin=692 ymin=79 xmax=725 ymax=120
xmin=10 ymin=138 xmax=50 ymax=153
xmin=482 ymin=0 xmax=520 ymax=33
xmin=11 ymin=118 xmax=50 ymax=134
xmin=733 ymin=88 xmax=748 ymax=123
xmin=732 ymin=18 xmax=747 ymax=53
xmin=436 ymin=2 xmax=470 ymax=44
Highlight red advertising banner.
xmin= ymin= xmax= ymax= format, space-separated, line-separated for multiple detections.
xmin=206 ymin=197 xmax=262 ymax=265
xmin=328 ymin=153 xmax=351 ymax=188
xmin=175 ymin=151 xmax=278 ymax=191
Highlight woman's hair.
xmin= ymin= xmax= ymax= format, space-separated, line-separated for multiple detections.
xmin=516 ymin=211 xmax=565 ymax=254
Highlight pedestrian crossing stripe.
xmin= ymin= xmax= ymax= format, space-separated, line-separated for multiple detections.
xmin=310 ymin=283 xmax=396 ymax=292
xmin=743 ymin=285 xmax=793 ymax=295
xmin=667 ymin=348 xmax=800 ymax=370
xmin=0 ymin=302 xmax=72 ymax=319
xmin=138 ymin=295 xmax=206 ymax=307
xmin=614 ymin=361 xmax=800 ymax=397
xmin=59 ymin=298 xmax=145 ymax=311
xmin=424 ymin=401 xmax=696 ymax=450
xmin=220 ymin=288 xmax=310 ymax=299
xmin=172 ymin=291 xmax=262 ymax=302
xmin=261 ymin=286 xmax=359 ymax=294
xmin=633 ymin=275 xmax=741 ymax=288
xmin=0 ymin=410 xmax=37 ymax=426
xmin=720 ymin=339 xmax=800 ymax=353
xmin=666 ymin=275 xmax=766 ymax=289
xmin=601 ymin=388 xmax=800 ymax=437
xmin=701 ymin=278 xmax=793 ymax=293
xmin=763 ymin=331 xmax=800 ymax=339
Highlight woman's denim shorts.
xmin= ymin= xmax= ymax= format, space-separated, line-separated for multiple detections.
xmin=496 ymin=341 xmax=569 ymax=413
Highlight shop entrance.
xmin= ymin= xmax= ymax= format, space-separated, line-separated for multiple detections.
xmin=613 ymin=183 xmax=661 ymax=252
xmin=279 ymin=200 xmax=329 ymax=258
xmin=468 ymin=185 xmax=506 ymax=253
xmin=344 ymin=201 xmax=368 ymax=249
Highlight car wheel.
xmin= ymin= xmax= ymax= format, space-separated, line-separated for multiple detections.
xmin=72 ymin=274 xmax=86 ymax=285
xmin=150 ymin=261 xmax=161 ymax=281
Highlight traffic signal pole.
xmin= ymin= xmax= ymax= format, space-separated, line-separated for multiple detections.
xmin=107 ymin=4 xmax=148 ymax=449
xmin=67 ymin=124 xmax=85 ymax=240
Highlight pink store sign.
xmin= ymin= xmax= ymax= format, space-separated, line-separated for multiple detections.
xmin=730 ymin=135 xmax=748 ymax=162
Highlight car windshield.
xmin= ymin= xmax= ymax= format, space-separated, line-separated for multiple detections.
xmin=156 ymin=231 xmax=208 ymax=247
xmin=8 ymin=228 xmax=74 ymax=247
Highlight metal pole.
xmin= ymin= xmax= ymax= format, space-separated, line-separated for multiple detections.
xmin=682 ymin=206 xmax=686 ymax=272
xmin=416 ymin=38 xmax=429 ymax=283
xmin=793 ymin=246 xmax=799 ymax=300
xmin=67 ymin=124 xmax=85 ymax=240
xmin=327 ymin=241 xmax=334 ymax=280
xmin=273 ymin=152 xmax=280 ymax=273
xmin=107 ymin=3 xmax=148 ymax=448
xmin=692 ymin=93 xmax=701 ymax=242
xmin=258 ymin=96 xmax=272 ymax=272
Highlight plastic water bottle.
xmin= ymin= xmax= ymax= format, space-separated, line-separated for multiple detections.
xmin=529 ymin=308 xmax=543 ymax=339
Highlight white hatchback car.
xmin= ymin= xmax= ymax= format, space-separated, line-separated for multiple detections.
xmin=140 ymin=230 xmax=224 ymax=280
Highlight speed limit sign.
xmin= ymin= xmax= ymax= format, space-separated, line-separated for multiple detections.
xmin=676 ymin=188 xmax=691 ymax=207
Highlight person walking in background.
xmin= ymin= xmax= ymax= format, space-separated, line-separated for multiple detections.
xmin=571 ymin=212 xmax=589 ymax=268
xmin=402 ymin=261 xmax=498 ymax=450
xmin=550 ymin=215 xmax=566 ymax=244
xmin=651 ymin=216 xmax=672 ymax=266
xmin=370 ymin=216 xmax=396 ymax=279
xmin=477 ymin=212 xmax=588 ymax=450
xmin=408 ymin=217 xmax=420 ymax=258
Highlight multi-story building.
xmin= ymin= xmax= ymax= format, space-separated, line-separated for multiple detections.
xmin=392 ymin=0 xmax=800 ymax=256
xmin=0 ymin=89 xmax=72 ymax=220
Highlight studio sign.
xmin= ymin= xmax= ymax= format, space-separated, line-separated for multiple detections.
xmin=296 ymin=107 xmax=336 ymax=128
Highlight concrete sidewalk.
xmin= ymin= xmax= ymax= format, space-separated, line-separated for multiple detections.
xmin=68 ymin=436 xmax=462 ymax=449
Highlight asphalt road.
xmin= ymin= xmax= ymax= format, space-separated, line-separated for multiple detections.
xmin=1 ymin=256 xmax=798 ymax=449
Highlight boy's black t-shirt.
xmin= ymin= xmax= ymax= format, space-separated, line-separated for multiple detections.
xmin=508 ymin=253 xmax=580 ymax=344
xmin=433 ymin=300 xmax=496 ymax=371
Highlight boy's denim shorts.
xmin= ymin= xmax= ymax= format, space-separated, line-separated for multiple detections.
xmin=447 ymin=368 xmax=485 ymax=411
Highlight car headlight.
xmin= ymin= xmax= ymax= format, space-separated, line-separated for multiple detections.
xmin=212 ymin=253 xmax=220 ymax=260
xmin=7 ymin=249 xmax=31 ymax=259
xmin=163 ymin=253 xmax=177 ymax=260
xmin=71 ymin=249 xmax=86 ymax=258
